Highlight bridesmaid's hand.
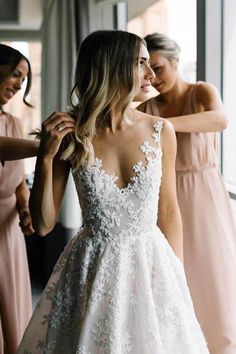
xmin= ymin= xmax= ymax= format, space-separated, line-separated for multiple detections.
xmin=39 ymin=112 xmax=75 ymax=160
xmin=19 ymin=208 xmax=35 ymax=235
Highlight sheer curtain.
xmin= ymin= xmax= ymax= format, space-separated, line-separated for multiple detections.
xmin=40 ymin=0 xmax=86 ymax=231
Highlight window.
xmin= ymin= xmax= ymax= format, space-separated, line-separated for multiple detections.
xmin=128 ymin=0 xmax=196 ymax=82
xmin=127 ymin=0 xmax=196 ymax=105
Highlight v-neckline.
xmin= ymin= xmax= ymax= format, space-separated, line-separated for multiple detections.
xmin=85 ymin=120 xmax=163 ymax=192
xmin=93 ymin=156 xmax=156 ymax=193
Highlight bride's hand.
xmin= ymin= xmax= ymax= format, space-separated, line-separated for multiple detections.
xmin=39 ymin=111 xmax=75 ymax=160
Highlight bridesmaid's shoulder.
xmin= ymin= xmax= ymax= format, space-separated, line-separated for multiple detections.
xmin=0 ymin=111 xmax=22 ymax=128
xmin=194 ymin=81 xmax=221 ymax=101
xmin=6 ymin=112 xmax=24 ymax=137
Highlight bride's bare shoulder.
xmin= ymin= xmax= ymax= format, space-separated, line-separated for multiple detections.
xmin=135 ymin=110 xmax=176 ymax=149
xmin=134 ymin=109 xmax=165 ymax=130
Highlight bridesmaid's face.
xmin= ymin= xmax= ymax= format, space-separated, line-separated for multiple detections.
xmin=0 ymin=59 xmax=29 ymax=105
xmin=149 ymin=52 xmax=179 ymax=94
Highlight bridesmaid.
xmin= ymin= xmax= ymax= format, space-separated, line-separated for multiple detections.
xmin=0 ymin=44 xmax=34 ymax=354
xmin=138 ymin=32 xmax=236 ymax=354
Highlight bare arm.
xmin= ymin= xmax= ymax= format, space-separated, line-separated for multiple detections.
xmin=167 ymin=82 xmax=228 ymax=133
xmin=29 ymin=112 xmax=75 ymax=236
xmin=16 ymin=179 xmax=34 ymax=235
xmin=157 ymin=120 xmax=183 ymax=261
xmin=0 ymin=137 xmax=39 ymax=161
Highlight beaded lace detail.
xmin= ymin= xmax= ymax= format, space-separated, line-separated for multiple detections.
xmin=17 ymin=120 xmax=209 ymax=354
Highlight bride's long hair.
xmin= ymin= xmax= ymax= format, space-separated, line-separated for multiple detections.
xmin=62 ymin=30 xmax=143 ymax=169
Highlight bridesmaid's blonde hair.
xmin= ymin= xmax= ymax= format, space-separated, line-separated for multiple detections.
xmin=62 ymin=30 xmax=143 ymax=170
xmin=144 ymin=32 xmax=180 ymax=62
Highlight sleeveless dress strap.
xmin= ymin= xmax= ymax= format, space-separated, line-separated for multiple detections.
xmin=190 ymin=82 xmax=203 ymax=114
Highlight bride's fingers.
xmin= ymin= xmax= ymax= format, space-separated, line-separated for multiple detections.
xmin=42 ymin=112 xmax=66 ymax=128
xmin=54 ymin=121 xmax=75 ymax=134
xmin=40 ymin=113 xmax=75 ymax=158
xmin=43 ymin=112 xmax=75 ymax=132
xmin=46 ymin=119 xmax=75 ymax=133
xmin=50 ymin=116 xmax=75 ymax=131
xmin=39 ymin=126 xmax=74 ymax=158
xmin=56 ymin=126 xmax=75 ymax=139
xmin=43 ymin=120 xmax=75 ymax=139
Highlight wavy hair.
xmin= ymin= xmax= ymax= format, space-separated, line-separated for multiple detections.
xmin=144 ymin=32 xmax=180 ymax=62
xmin=0 ymin=43 xmax=33 ymax=107
xmin=62 ymin=30 xmax=143 ymax=169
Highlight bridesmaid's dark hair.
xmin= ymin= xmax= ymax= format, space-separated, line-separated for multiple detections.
xmin=0 ymin=43 xmax=33 ymax=107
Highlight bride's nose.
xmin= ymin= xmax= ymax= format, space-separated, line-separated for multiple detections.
xmin=145 ymin=65 xmax=156 ymax=81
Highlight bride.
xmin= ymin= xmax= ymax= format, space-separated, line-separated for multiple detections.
xmin=17 ymin=30 xmax=209 ymax=354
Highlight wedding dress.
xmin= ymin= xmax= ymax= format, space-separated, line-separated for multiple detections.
xmin=17 ymin=121 xmax=209 ymax=354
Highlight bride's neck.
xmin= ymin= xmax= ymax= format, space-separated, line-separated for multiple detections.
xmin=102 ymin=105 xmax=133 ymax=133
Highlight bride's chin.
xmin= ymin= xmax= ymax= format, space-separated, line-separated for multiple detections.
xmin=133 ymin=91 xmax=148 ymax=103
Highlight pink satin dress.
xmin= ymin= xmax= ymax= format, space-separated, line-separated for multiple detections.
xmin=0 ymin=113 xmax=32 ymax=354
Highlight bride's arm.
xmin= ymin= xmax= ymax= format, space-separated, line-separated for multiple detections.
xmin=157 ymin=120 xmax=183 ymax=262
xmin=29 ymin=112 xmax=75 ymax=236
xmin=167 ymin=82 xmax=228 ymax=133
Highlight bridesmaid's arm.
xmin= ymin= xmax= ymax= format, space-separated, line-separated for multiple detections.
xmin=16 ymin=179 xmax=34 ymax=235
xmin=157 ymin=120 xmax=183 ymax=262
xmin=0 ymin=136 xmax=39 ymax=161
xmin=167 ymin=82 xmax=228 ymax=133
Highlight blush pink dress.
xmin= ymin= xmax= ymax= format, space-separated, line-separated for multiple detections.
xmin=0 ymin=113 xmax=32 ymax=354
xmin=143 ymin=83 xmax=236 ymax=354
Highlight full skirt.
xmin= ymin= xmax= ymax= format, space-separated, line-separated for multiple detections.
xmin=17 ymin=226 xmax=209 ymax=354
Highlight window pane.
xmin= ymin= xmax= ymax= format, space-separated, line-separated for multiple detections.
xmin=127 ymin=0 xmax=196 ymax=83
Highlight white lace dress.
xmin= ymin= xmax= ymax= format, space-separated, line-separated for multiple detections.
xmin=17 ymin=122 xmax=209 ymax=354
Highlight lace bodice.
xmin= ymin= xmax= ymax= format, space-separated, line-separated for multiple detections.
xmin=73 ymin=121 xmax=163 ymax=244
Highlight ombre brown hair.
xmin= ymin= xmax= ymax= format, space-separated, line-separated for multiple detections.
xmin=0 ymin=43 xmax=33 ymax=107
xmin=62 ymin=30 xmax=143 ymax=169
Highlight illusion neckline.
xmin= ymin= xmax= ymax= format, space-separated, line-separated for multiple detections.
xmin=87 ymin=120 xmax=163 ymax=192
xmin=93 ymin=157 xmax=139 ymax=192
xmin=93 ymin=154 xmax=159 ymax=193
